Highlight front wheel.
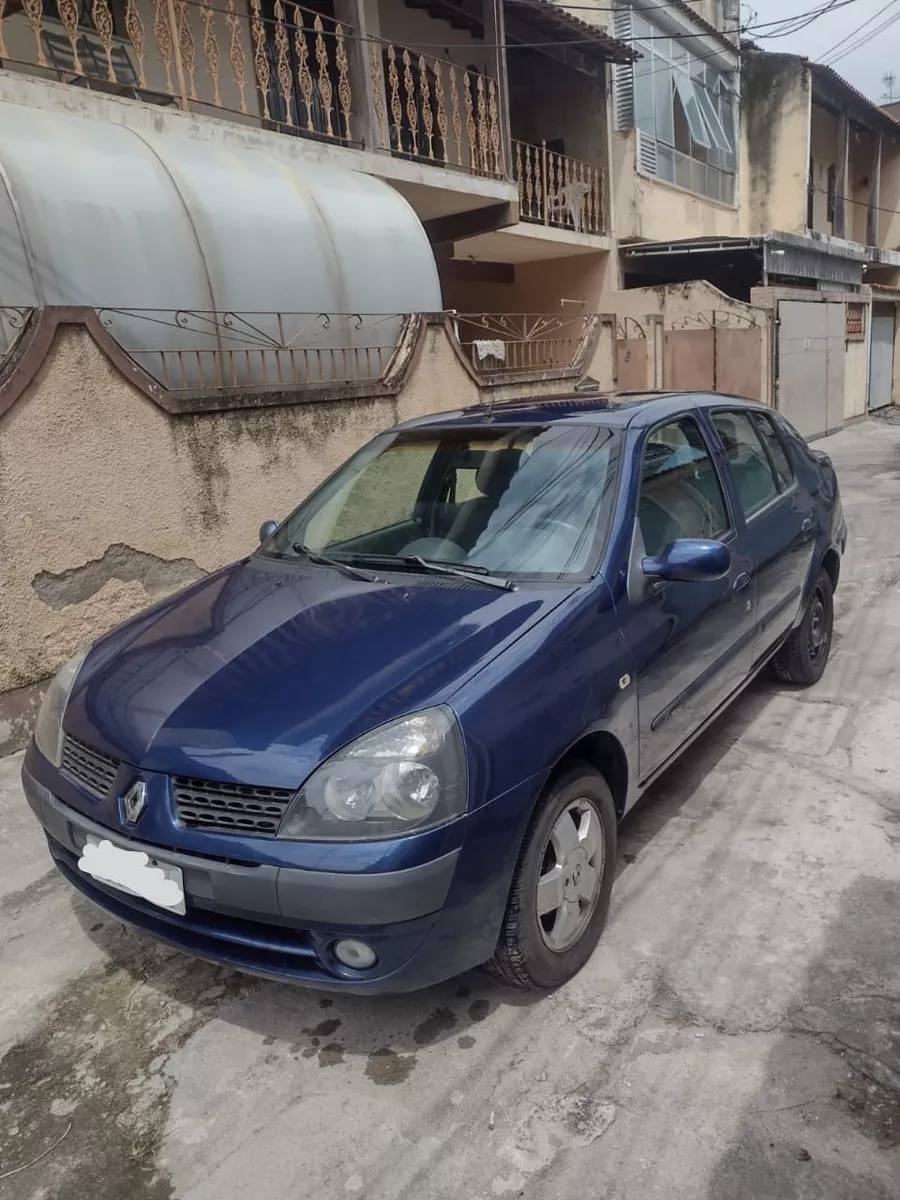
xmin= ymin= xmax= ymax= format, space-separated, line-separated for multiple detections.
xmin=772 ymin=568 xmax=834 ymax=686
xmin=487 ymin=764 xmax=617 ymax=990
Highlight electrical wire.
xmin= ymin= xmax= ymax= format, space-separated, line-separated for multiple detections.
xmin=817 ymin=0 xmax=898 ymax=60
xmin=811 ymin=186 xmax=900 ymax=218
xmin=822 ymin=5 xmax=900 ymax=66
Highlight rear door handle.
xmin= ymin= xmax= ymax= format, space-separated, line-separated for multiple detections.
xmin=733 ymin=572 xmax=751 ymax=592
xmin=802 ymin=516 xmax=814 ymax=533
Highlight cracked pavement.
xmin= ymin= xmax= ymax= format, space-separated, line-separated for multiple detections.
xmin=2 ymin=417 xmax=900 ymax=1199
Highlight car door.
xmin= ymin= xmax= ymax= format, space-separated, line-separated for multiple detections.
xmin=619 ymin=414 xmax=756 ymax=783
xmin=708 ymin=408 xmax=815 ymax=666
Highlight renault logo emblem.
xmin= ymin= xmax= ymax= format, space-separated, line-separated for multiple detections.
xmin=122 ymin=780 xmax=148 ymax=824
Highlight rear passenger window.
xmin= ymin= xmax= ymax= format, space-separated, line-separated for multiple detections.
xmin=638 ymin=418 xmax=730 ymax=557
xmin=752 ymin=413 xmax=794 ymax=490
xmin=712 ymin=411 xmax=779 ymax=517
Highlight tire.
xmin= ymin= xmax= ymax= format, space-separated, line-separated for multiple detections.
xmin=487 ymin=763 xmax=617 ymax=991
xmin=772 ymin=568 xmax=834 ymax=687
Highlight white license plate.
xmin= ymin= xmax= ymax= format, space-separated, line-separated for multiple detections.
xmin=77 ymin=837 xmax=186 ymax=915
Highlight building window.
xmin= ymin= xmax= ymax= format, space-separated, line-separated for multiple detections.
xmin=846 ymin=303 xmax=865 ymax=341
xmin=614 ymin=7 xmax=737 ymax=204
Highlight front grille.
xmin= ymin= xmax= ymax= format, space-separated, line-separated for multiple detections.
xmin=173 ymin=776 xmax=295 ymax=837
xmin=61 ymin=734 xmax=120 ymax=800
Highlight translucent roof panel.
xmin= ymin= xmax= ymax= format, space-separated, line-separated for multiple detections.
xmin=0 ymin=106 xmax=441 ymax=386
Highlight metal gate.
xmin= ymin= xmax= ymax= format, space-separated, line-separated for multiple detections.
xmin=776 ymin=301 xmax=845 ymax=439
xmin=616 ymin=318 xmax=648 ymax=390
xmin=662 ymin=311 xmax=764 ymax=400
xmin=869 ymin=304 xmax=895 ymax=411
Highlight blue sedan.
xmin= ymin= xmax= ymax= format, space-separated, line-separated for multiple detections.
xmin=21 ymin=392 xmax=846 ymax=992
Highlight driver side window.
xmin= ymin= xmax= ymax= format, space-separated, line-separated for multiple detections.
xmin=638 ymin=418 xmax=730 ymax=557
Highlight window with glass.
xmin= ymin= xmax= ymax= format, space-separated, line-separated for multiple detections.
xmin=711 ymin=411 xmax=781 ymax=517
xmin=262 ymin=424 xmax=621 ymax=581
xmin=628 ymin=12 xmax=737 ymax=204
xmin=637 ymin=419 xmax=730 ymax=557
xmin=751 ymin=413 xmax=794 ymax=491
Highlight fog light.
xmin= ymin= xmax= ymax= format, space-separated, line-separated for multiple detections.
xmin=333 ymin=939 xmax=378 ymax=970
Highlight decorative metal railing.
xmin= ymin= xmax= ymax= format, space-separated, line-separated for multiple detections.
xmin=95 ymin=309 xmax=408 ymax=392
xmin=452 ymin=312 xmax=596 ymax=375
xmin=369 ymin=41 xmax=503 ymax=178
xmin=0 ymin=306 xmax=31 ymax=365
xmin=513 ymin=140 xmax=606 ymax=235
xmin=0 ymin=0 xmax=354 ymax=141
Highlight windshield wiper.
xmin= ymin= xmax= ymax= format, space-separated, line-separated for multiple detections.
xmin=292 ymin=543 xmax=382 ymax=584
xmin=346 ymin=553 xmax=515 ymax=592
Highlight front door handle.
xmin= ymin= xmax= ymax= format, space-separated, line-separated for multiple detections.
xmin=733 ymin=572 xmax=751 ymax=593
xmin=801 ymin=515 xmax=814 ymax=533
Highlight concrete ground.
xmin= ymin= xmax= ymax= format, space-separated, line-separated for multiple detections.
xmin=2 ymin=417 xmax=900 ymax=1200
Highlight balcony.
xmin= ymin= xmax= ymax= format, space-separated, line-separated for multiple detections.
xmin=513 ymin=139 xmax=606 ymax=235
xmin=0 ymin=0 xmax=503 ymax=176
xmin=371 ymin=40 xmax=503 ymax=179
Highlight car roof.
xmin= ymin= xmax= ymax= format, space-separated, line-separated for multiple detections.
xmin=395 ymin=391 xmax=769 ymax=433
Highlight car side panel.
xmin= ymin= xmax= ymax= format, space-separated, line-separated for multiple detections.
xmin=452 ymin=578 xmax=637 ymax=809
xmin=610 ymin=419 xmax=756 ymax=782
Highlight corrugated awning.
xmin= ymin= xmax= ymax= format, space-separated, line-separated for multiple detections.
xmin=504 ymin=0 xmax=639 ymax=63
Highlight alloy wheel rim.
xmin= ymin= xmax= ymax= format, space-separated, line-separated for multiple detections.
xmin=536 ymin=798 xmax=605 ymax=953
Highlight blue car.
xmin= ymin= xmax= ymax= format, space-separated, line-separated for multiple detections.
xmin=22 ymin=392 xmax=846 ymax=992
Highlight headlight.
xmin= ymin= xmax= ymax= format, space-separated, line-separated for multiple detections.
xmin=278 ymin=706 xmax=467 ymax=841
xmin=33 ymin=649 xmax=89 ymax=766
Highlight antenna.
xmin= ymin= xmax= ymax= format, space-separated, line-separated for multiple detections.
xmin=884 ymin=71 xmax=897 ymax=102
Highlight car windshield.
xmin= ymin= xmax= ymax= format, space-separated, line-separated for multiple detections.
xmin=262 ymin=423 xmax=621 ymax=580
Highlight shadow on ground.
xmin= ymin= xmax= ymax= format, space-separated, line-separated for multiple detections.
xmin=705 ymin=873 xmax=900 ymax=1199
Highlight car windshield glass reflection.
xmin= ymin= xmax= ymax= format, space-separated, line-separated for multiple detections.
xmin=262 ymin=424 xmax=620 ymax=580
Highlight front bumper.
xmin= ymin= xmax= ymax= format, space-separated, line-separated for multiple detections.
xmin=22 ymin=762 xmax=466 ymax=992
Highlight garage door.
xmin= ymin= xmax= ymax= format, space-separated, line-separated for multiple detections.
xmin=869 ymin=304 xmax=895 ymax=411
xmin=776 ymin=301 xmax=845 ymax=439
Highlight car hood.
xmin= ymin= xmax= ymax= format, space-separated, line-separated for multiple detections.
xmin=65 ymin=558 xmax=569 ymax=788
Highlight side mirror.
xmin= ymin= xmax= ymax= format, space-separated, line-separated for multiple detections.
xmin=258 ymin=520 xmax=279 ymax=545
xmin=642 ymin=539 xmax=730 ymax=583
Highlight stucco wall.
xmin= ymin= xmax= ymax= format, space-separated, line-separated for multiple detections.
xmin=441 ymin=252 xmax=613 ymax=314
xmin=880 ymin=142 xmax=900 ymax=252
xmin=612 ymin=132 xmax=740 ymax=243
xmin=740 ymin=54 xmax=810 ymax=237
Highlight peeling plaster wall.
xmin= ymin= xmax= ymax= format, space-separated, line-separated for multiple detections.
xmin=740 ymin=55 xmax=810 ymax=237
xmin=0 ymin=321 xmax=598 ymax=753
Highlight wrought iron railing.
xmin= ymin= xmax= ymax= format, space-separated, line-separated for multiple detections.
xmin=0 ymin=305 xmax=31 ymax=364
xmin=95 ymin=309 xmax=408 ymax=392
xmin=370 ymin=41 xmax=503 ymax=178
xmin=513 ymin=140 xmax=606 ymax=235
xmin=0 ymin=0 xmax=354 ymax=141
xmin=451 ymin=313 xmax=595 ymax=375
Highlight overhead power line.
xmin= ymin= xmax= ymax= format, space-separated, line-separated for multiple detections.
xmin=817 ymin=0 xmax=900 ymax=62
xmin=825 ymin=8 xmax=900 ymax=66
